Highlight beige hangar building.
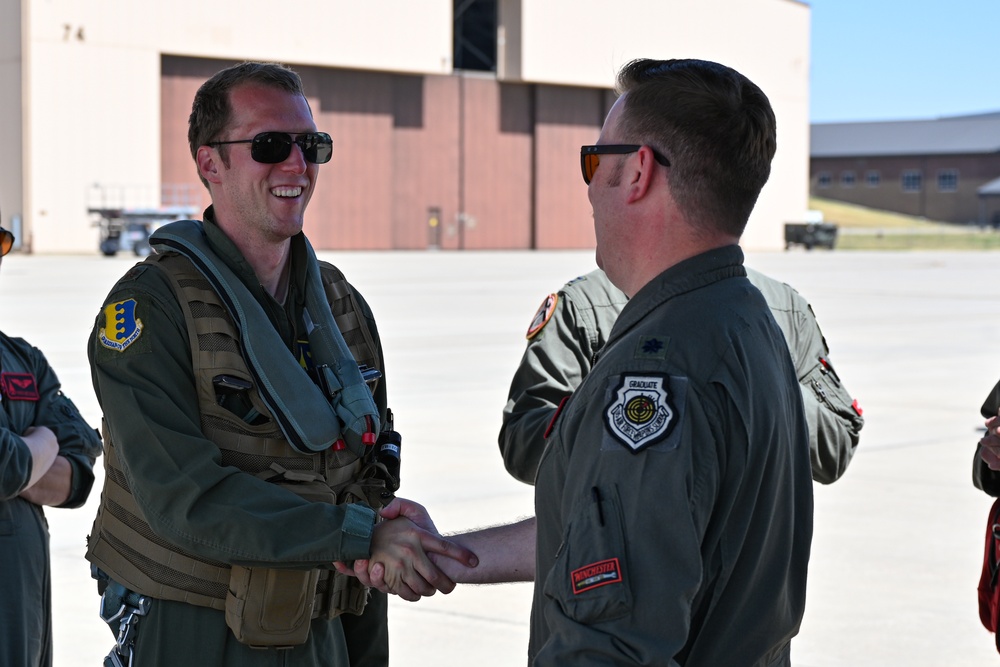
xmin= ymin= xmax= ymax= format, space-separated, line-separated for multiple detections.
xmin=0 ymin=0 xmax=809 ymax=254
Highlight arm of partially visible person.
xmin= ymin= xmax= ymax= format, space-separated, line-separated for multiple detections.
xmin=18 ymin=451 xmax=72 ymax=506
xmin=981 ymin=415 xmax=1000 ymax=470
xmin=747 ymin=269 xmax=864 ymax=484
xmin=974 ymin=380 xmax=1000 ymax=494
xmin=499 ymin=294 xmax=593 ymax=484
xmin=0 ymin=424 xmax=58 ymax=499
xmin=799 ymin=356 xmax=864 ymax=485
xmin=336 ymin=498 xmax=534 ymax=598
xmin=15 ymin=337 xmax=102 ymax=507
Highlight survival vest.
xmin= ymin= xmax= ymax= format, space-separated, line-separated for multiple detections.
xmin=86 ymin=249 xmax=384 ymax=617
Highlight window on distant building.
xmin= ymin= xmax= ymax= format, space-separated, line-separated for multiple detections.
xmin=937 ymin=169 xmax=959 ymax=192
xmin=840 ymin=171 xmax=856 ymax=187
xmin=865 ymin=170 xmax=880 ymax=187
xmin=817 ymin=172 xmax=832 ymax=188
xmin=901 ymin=170 xmax=922 ymax=192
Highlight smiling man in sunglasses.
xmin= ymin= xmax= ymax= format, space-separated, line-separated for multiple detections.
xmin=0 ymin=220 xmax=103 ymax=667
xmin=351 ymin=58 xmax=814 ymax=666
xmin=84 ymin=62 xmax=473 ymax=667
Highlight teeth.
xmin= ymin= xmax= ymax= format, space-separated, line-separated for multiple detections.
xmin=271 ymin=187 xmax=302 ymax=197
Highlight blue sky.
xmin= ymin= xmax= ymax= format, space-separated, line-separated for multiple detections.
xmin=810 ymin=0 xmax=1000 ymax=123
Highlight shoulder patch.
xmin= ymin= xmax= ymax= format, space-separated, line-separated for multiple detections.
xmin=604 ymin=373 xmax=677 ymax=453
xmin=526 ymin=293 xmax=559 ymax=340
xmin=0 ymin=372 xmax=39 ymax=401
xmin=98 ymin=298 xmax=145 ymax=352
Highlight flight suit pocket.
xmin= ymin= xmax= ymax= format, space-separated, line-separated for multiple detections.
xmin=542 ymin=484 xmax=632 ymax=624
xmin=806 ymin=361 xmax=861 ymax=424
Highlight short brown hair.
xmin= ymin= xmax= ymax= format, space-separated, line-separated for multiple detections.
xmin=187 ymin=62 xmax=308 ymax=186
xmin=615 ymin=59 xmax=777 ymax=237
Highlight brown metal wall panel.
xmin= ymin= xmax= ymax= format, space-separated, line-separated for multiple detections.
xmin=391 ymin=75 xmax=462 ymax=249
xmin=161 ymin=57 xmax=630 ymax=250
xmin=161 ymin=56 xmax=224 ymax=214
xmin=459 ymin=76 xmax=533 ymax=249
xmin=307 ymin=68 xmax=394 ymax=249
xmin=533 ymin=86 xmax=609 ymax=249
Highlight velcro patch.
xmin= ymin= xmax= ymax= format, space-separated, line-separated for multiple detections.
xmin=526 ymin=293 xmax=558 ymax=340
xmin=1 ymin=372 xmax=40 ymax=401
xmin=571 ymin=558 xmax=623 ymax=594
xmin=604 ymin=374 xmax=676 ymax=452
xmin=98 ymin=298 xmax=144 ymax=352
xmin=635 ymin=335 xmax=669 ymax=360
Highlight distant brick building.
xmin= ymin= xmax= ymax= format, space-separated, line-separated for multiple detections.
xmin=810 ymin=112 xmax=1000 ymax=226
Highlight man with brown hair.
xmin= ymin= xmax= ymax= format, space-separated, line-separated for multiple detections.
xmin=359 ymin=58 xmax=814 ymax=666
xmin=85 ymin=61 xmax=472 ymax=667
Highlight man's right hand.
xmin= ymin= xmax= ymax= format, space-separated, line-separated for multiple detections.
xmin=335 ymin=498 xmax=479 ymax=602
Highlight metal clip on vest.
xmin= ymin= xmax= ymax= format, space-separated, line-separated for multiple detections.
xmin=100 ymin=581 xmax=150 ymax=667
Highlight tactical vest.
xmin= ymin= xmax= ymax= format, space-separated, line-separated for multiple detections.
xmin=86 ymin=251 xmax=382 ymax=615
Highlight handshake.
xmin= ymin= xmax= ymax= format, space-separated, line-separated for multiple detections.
xmin=334 ymin=498 xmax=536 ymax=601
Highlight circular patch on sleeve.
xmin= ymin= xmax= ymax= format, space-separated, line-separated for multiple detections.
xmin=525 ymin=293 xmax=559 ymax=340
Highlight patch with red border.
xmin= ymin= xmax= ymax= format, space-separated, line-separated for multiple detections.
xmin=1 ymin=372 xmax=40 ymax=401
xmin=571 ymin=557 xmax=623 ymax=595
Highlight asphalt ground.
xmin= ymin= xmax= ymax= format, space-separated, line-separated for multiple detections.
xmin=3 ymin=247 xmax=997 ymax=666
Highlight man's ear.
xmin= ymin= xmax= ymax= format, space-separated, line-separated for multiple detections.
xmin=196 ymin=146 xmax=223 ymax=185
xmin=624 ymin=146 xmax=658 ymax=204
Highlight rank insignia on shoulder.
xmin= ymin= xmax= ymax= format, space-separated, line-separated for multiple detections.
xmin=99 ymin=298 xmax=144 ymax=352
xmin=604 ymin=374 xmax=676 ymax=452
xmin=526 ymin=293 xmax=559 ymax=340
xmin=571 ymin=557 xmax=623 ymax=595
xmin=0 ymin=372 xmax=40 ymax=401
xmin=635 ymin=335 xmax=669 ymax=360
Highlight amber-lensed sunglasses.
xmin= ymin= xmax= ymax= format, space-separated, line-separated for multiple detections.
xmin=0 ymin=228 xmax=13 ymax=257
xmin=580 ymin=144 xmax=670 ymax=185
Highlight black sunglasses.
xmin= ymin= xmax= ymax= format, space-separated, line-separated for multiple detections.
xmin=0 ymin=227 xmax=13 ymax=257
xmin=580 ymin=144 xmax=670 ymax=185
xmin=207 ymin=131 xmax=333 ymax=165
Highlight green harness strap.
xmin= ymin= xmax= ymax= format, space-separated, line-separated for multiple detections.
xmin=149 ymin=220 xmax=379 ymax=455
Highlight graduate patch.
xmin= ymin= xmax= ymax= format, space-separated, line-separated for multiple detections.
xmin=571 ymin=558 xmax=623 ymax=594
xmin=526 ymin=293 xmax=558 ymax=339
xmin=99 ymin=298 xmax=144 ymax=352
xmin=0 ymin=372 xmax=39 ymax=401
xmin=604 ymin=374 xmax=676 ymax=452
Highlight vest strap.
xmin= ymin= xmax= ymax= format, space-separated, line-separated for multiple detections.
xmin=149 ymin=220 xmax=379 ymax=455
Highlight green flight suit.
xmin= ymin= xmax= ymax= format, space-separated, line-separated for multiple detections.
xmin=0 ymin=332 xmax=101 ymax=667
xmin=86 ymin=211 xmax=388 ymax=666
xmin=530 ymin=246 xmax=813 ymax=665
xmin=501 ymin=266 xmax=863 ymax=485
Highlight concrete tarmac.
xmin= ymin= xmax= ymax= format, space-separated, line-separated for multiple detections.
xmin=3 ymin=247 xmax=997 ymax=665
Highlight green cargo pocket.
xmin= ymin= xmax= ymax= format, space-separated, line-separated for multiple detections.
xmin=542 ymin=484 xmax=632 ymax=624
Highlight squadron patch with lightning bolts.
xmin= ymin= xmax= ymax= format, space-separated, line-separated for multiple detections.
xmin=98 ymin=298 xmax=146 ymax=353
xmin=603 ymin=373 xmax=683 ymax=453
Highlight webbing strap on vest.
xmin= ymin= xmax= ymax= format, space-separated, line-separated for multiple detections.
xmin=149 ymin=220 xmax=379 ymax=455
